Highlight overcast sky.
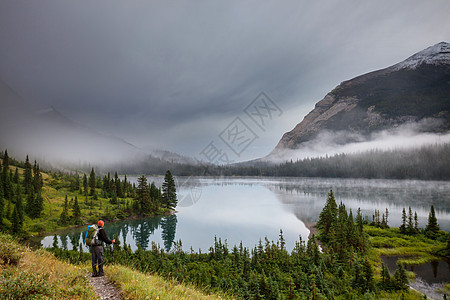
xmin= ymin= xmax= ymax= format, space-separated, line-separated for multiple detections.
xmin=1 ymin=0 xmax=449 ymax=161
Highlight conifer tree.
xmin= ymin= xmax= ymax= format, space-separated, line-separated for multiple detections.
xmin=60 ymin=195 xmax=69 ymax=225
xmin=162 ymin=170 xmax=177 ymax=210
xmin=393 ymin=263 xmax=408 ymax=290
xmin=2 ymin=161 xmax=13 ymax=201
xmin=52 ymin=234 xmax=58 ymax=248
xmin=33 ymin=161 xmax=43 ymax=194
xmin=25 ymin=190 xmax=35 ymax=217
xmin=2 ymin=150 xmax=9 ymax=194
xmin=72 ymin=196 xmax=82 ymax=225
xmin=24 ymin=156 xmax=32 ymax=194
xmin=385 ymin=208 xmax=389 ymax=226
xmin=317 ymin=190 xmax=337 ymax=241
xmin=34 ymin=193 xmax=44 ymax=218
xmin=0 ymin=181 xmax=4 ymax=228
xmin=381 ymin=262 xmax=391 ymax=289
xmin=16 ymin=187 xmax=24 ymax=227
xmin=13 ymin=168 xmax=19 ymax=184
xmin=11 ymin=204 xmax=20 ymax=234
xmin=414 ymin=211 xmax=419 ymax=232
xmin=407 ymin=207 xmax=414 ymax=234
xmin=83 ymin=174 xmax=88 ymax=196
xmin=362 ymin=258 xmax=374 ymax=292
xmin=150 ymin=182 xmax=161 ymax=210
xmin=424 ymin=205 xmax=440 ymax=239
xmin=5 ymin=200 xmax=12 ymax=221
xmin=89 ymin=168 xmax=96 ymax=196
xmin=136 ymin=175 xmax=151 ymax=213
xmin=114 ymin=172 xmax=123 ymax=198
xmin=356 ymin=208 xmax=364 ymax=233
xmin=400 ymin=208 xmax=407 ymax=234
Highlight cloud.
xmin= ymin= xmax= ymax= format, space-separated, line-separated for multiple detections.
xmin=1 ymin=0 xmax=449 ymax=160
xmin=267 ymin=119 xmax=450 ymax=162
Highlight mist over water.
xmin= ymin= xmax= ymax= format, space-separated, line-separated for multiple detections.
xmin=268 ymin=119 xmax=450 ymax=162
xmin=38 ymin=177 xmax=450 ymax=254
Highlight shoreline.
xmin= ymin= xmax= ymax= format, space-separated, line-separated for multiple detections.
xmin=305 ymin=222 xmax=318 ymax=240
xmin=26 ymin=209 xmax=177 ymax=241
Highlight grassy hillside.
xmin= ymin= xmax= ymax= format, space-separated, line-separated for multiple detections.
xmin=1 ymin=153 xmax=172 ymax=237
xmin=0 ymin=232 xmax=96 ymax=299
xmin=0 ymin=233 xmax=230 ymax=299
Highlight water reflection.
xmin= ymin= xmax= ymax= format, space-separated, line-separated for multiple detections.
xmin=38 ymin=215 xmax=178 ymax=252
xmin=382 ymin=256 xmax=450 ymax=284
xmin=161 ymin=215 xmax=177 ymax=252
xmin=38 ymin=177 xmax=450 ymax=254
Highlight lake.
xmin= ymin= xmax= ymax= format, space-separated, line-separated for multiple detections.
xmin=38 ymin=176 xmax=450 ymax=253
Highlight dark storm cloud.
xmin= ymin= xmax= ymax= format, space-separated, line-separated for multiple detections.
xmin=1 ymin=0 xmax=449 ymax=159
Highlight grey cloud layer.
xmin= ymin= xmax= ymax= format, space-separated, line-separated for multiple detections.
xmin=1 ymin=0 xmax=449 ymax=158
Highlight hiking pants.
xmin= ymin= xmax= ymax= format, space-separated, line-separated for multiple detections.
xmin=91 ymin=245 xmax=104 ymax=274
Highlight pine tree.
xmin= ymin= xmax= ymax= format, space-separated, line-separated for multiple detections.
xmin=52 ymin=234 xmax=58 ymax=248
xmin=393 ymin=263 xmax=408 ymax=290
xmin=2 ymin=154 xmax=13 ymax=201
xmin=89 ymin=168 xmax=96 ymax=196
xmin=16 ymin=187 xmax=24 ymax=227
xmin=72 ymin=196 xmax=82 ymax=225
xmin=424 ymin=205 xmax=440 ymax=239
xmin=25 ymin=190 xmax=35 ymax=217
xmin=414 ymin=211 xmax=419 ymax=233
xmin=381 ymin=262 xmax=391 ymax=290
xmin=385 ymin=208 xmax=389 ymax=226
xmin=407 ymin=207 xmax=414 ymax=234
xmin=356 ymin=207 xmax=364 ymax=233
xmin=162 ymin=170 xmax=177 ymax=210
xmin=13 ymin=168 xmax=19 ymax=184
xmin=362 ymin=258 xmax=374 ymax=292
xmin=0 ymin=181 xmax=4 ymax=228
xmin=136 ymin=175 xmax=151 ymax=213
xmin=11 ymin=204 xmax=20 ymax=234
xmin=114 ymin=172 xmax=123 ymax=198
xmin=33 ymin=161 xmax=43 ymax=194
xmin=24 ymin=155 xmax=32 ymax=194
xmin=34 ymin=193 xmax=44 ymax=218
xmin=60 ymin=195 xmax=69 ymax=225
xmin=83 ymin=174 xmax=88 ymax=196
xmin=400 ymin=208 xmax=407 ymax=234
xmin=317 ymin=190 xmax=337 ymax=242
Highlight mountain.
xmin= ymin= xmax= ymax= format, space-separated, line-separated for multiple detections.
xmin=269 ymin=42 xmax=450 ymax=158
xmin=0 ymin=79 xmax=147 ymax=166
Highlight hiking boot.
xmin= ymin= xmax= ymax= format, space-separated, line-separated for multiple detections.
xmin=92 ymin=272 xmax=98 ymax=277
xmin=97 ymin=272 xmax=105 ymax=277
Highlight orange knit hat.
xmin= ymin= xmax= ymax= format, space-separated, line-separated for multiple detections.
xmin=98 ymin=220 xmax=104 ymax=227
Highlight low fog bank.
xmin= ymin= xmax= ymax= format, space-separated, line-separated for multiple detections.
xmin=266 ymin=119 xmax=450 ymax=163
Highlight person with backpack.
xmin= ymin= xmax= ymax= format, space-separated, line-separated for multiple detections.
xmin=85 ymin=220 xmax=115 ymax=277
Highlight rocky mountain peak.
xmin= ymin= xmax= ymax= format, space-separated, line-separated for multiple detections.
xmin=391 ymin=41 xmax=450 ymax=70
xmin=269 ymin=42 xmax=450 ymax=157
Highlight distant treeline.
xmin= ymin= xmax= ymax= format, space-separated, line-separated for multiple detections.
xmin=221 ymin=143 xmax=450 ymax=180
xmin=8 ymin=143 xmax=449 ymax=181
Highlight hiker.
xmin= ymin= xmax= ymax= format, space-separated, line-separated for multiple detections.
xmin=90 ymin=220 xmax=115 ymax=277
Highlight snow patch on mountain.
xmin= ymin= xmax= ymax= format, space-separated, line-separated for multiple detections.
xmin=392 ymin=42 xmax=450 ymax=70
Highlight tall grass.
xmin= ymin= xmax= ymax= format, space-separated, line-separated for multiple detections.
xmin=107 ymin=264 xmax=232 ymax=300
xmin=0 ymin=233 xmax=96 ymax=299
xmin=365 ymin=226 xmax=447 ymax=265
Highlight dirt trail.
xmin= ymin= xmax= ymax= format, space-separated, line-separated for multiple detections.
xmin=88 ymin=274 xmax=122 ymax=300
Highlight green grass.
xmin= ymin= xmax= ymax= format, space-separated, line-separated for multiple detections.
xmin=365 ymin=226 xmax=447 ymax=265
xmin=0 ymin=233 xmax=96 ymax=299
xmin=107 ymin=264 xmax=232 ymax=300
xmin=2 ymin=165 xmax=168 ymax=237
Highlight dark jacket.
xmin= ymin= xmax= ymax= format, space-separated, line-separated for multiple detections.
xmin=97 ymin=227 xmax=113 ymax=245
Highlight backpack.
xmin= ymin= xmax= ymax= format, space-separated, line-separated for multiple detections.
xmin=84 ymin=224 xmax=100 ymax=246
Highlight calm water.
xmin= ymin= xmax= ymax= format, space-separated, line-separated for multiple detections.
xmin=38 ymin=177 xmax=450 ymax=253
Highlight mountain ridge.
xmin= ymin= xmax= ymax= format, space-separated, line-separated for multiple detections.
xmin=270 ymin=42 xmax=450 ymax=157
